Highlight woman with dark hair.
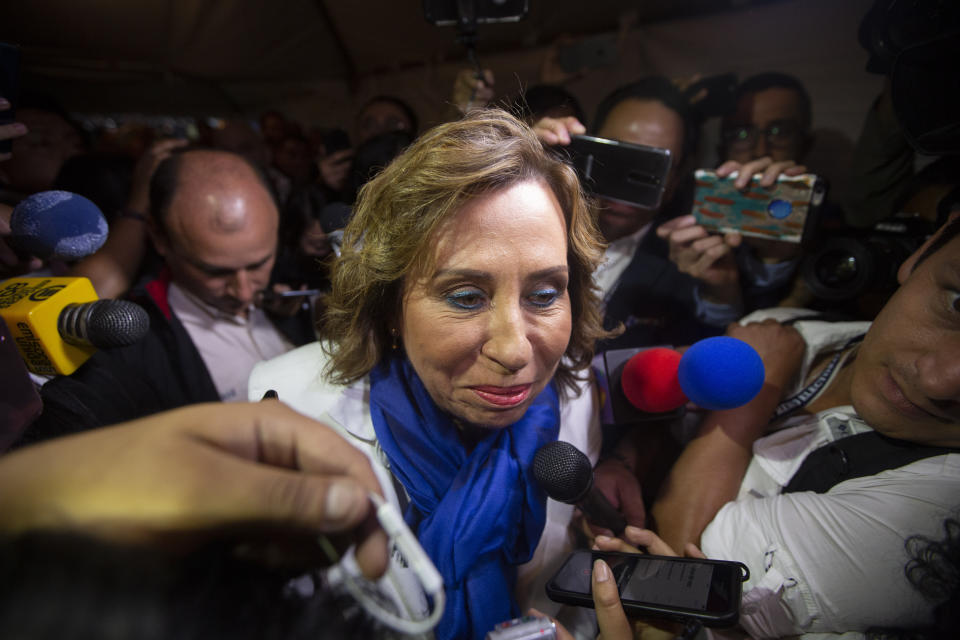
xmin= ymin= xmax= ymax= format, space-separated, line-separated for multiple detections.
xmin=250 ymin=109 xmax=611 ymax=639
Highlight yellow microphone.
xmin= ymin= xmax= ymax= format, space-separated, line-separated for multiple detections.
xmin=0 ymin=277 xmax=149 ymax=375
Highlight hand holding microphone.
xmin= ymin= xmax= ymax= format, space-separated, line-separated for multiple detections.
xmin=0 ymin=191 xmax=149 ymax=375
xmin=533 ymin=440 xmax=627 ymax=537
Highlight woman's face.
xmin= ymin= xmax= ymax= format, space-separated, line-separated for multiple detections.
xmin=400 ymin=180 xmax=572 ymax=429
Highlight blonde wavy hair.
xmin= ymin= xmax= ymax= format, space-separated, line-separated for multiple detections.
xmin=322 ymin=108 xmax=612 ymax=395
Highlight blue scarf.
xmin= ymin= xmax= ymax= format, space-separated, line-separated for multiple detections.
xmin=369 ymin=356 xmax=560 ymax=640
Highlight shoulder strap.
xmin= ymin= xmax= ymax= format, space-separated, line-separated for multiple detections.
xmin=783 ymin=430 xmax=958 ymax=494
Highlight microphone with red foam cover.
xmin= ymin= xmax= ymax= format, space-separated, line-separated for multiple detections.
xmin=620 ymin=336 xmax=766 ymax=413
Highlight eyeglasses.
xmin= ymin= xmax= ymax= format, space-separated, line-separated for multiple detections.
xmin=722 ymin=120 xmax=803 ymax=151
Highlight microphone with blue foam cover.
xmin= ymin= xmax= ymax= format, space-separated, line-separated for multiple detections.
xmin=677 ymin=336 xmax=765 ymax=410
xmin=619 ymin=336 xmax=766 ymax=413
xmin=9 ymin=191 xmax=108 ymax=261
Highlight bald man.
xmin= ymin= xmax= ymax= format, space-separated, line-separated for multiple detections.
xmin=23 ymin=150 xmax=314 ymax=444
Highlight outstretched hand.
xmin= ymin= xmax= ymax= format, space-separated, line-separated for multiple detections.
xmin=0 ymin=402 xmax=389 ymax=579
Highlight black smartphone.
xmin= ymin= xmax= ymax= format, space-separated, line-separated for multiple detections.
xmin=566 ymin=135 xmax=672 ymax=210
xmin=0 ymin=42 xmax=22 ymax=155
xmin=692 ymin=169 xmax=826 ymax=248
xmin=546 ymin=550 xmax=748 ymax=628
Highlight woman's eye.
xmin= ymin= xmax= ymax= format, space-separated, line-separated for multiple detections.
xmin=950 ymin=290 xmax=960 ymax=313
xmin=446 ymin=289 xmax=485 ymax=310
xmin=528 ymin=288 xmax=559 ymax=308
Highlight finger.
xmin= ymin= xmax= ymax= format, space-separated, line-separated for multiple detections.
xmin=689 ymin=233 xmax=726 ymax=255
xmin=186 ymin=404 xmax=384 ymax=499
xmin=714 ymin=160 xmax=741 ymax=178
xmin=735 ymin=157 xmax=773 ymax=189
xmin=225 ymin=461 xmax=388 ymax=579
xmin=666 ymin=225 xmax=709 ymax=250
xmin=784 ymin=163 xmax=807 ymax=176
xmin=760 ymin=160 xmax=796 ymax=187
xmin=537 ymin=128 xmax=563 ymax=146
xmin=724 ymin=231 xmax=743 ymax=248
xmin=693 ymin=243 xmax=735 ymax=277
xmin=656 ymin=214 xmax=697 ymax=236
xmin=594 ymin=534 xmax=641 ymax=554
xmin=354 ymin=524 xmax=390 ymax=579
xmin=482 ymin=68 xmax=495 ymax=86
xmin=560 ymin=116 xmax=586 ymax=135
xmin=684 ymin=543 xmax=707 ymax=559
xmin=622 ymin=527 xmax=679 ymax=556
xmin=0 ymin=121 xmax=28 ymax=142
xmin=593 ymin=560 xmax=633 ymax=640
xmin=530 ymin=608 xmax=572 ymax=640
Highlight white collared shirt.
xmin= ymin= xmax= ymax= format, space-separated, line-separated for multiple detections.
xmin=168 ymin=283 xmax=293 ymax=402
xmin=593 ymin=224 xmax=651 ymax=302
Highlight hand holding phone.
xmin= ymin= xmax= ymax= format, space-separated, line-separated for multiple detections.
xmin=566 ymin=135 xmax=672 ymax=210
xmin=691 ymin=169 xmax=825 ymax=246
xmin=546 ymin=549 xmax=748 ymax=628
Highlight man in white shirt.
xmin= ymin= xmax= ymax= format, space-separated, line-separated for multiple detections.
xmin=27 ymin=150 xmax=312 ymax=442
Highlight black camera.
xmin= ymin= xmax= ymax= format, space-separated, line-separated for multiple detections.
xmin=801 ymin=214 xmax=932 ymax=301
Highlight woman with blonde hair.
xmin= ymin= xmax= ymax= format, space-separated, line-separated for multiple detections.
xmin=250 ymin=109 xmax=610 ymax=639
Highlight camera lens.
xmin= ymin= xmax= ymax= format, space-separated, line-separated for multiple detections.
xmin=814 ymin=250 xmax=859 ymax=287
xmin=802 ymin=238 xmax=874 ymax=301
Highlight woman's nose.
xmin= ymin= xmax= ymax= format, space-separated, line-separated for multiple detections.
xmin=482 ymin=303 xmax=532 ymax=373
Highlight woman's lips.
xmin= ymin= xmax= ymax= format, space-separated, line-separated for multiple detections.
xmin=471 ymin=384 xmax=532 ymax=408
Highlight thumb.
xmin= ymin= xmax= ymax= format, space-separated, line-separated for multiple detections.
xmin=593 ymin=559 xmax=633 ymax=640
xmin=227 ymin=463 xmax=373 ymax=532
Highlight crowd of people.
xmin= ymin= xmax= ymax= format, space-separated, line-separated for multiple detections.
xmin=1 ymin=2 xmax=958 ymax=639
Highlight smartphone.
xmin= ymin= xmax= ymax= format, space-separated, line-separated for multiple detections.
xmin=566 ymin=135 xmax=672 ymax=210
xmin=692 ymin=169 xmax=826 ymax=247
xmin=546 ymin=550 xmax=748 ymax=627
xmin=0 ymin=42 xmax=22 ymax=155
xmin=557 ymin=34 xmax=618 ymax=74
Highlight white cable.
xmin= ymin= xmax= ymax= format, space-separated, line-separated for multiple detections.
xmin=320 ymin=493 xmax=446 ymax=635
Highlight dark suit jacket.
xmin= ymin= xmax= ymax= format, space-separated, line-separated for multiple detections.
xmin=599 ymin=221 xmax=722 ymax=352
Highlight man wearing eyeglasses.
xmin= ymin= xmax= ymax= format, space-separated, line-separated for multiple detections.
xmin=720 ymin=72 xmax=812 ymax=165
xmin=656 ymin=72 xmax=812 ymax=324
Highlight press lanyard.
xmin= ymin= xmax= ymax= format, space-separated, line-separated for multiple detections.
xmin=772 ymin=334 xmax=865 ymax=421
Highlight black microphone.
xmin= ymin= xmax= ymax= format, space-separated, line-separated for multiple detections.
xmin=57 ymin=299 xmax=150 ymax=348
xmin=532 ymin=441 xmax=627 ymax=536
xmin=0 ymin=277 xmax=150 ymax=375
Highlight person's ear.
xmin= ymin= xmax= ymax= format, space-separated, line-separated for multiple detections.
xmin=147 ymin=218 xmax=170 ymax=258
xmin=897 ymin=210 xmax=960 ymax=284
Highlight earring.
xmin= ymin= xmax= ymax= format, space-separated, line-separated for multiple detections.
xmin=390 ymin=328 xmax=399 ymax=350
